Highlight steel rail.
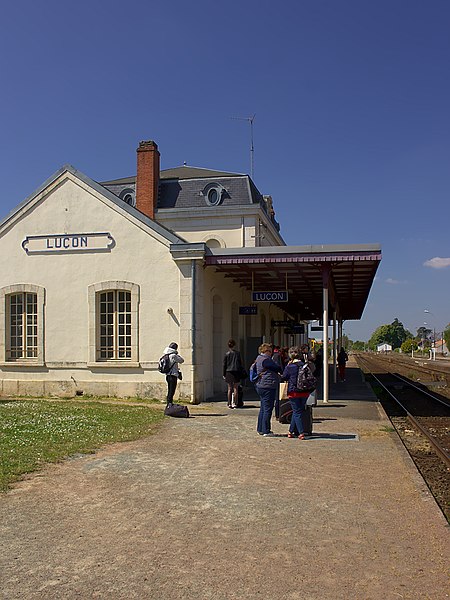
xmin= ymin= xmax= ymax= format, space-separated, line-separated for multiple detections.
xmin=368 ymin=352 xmax=450 ymax=382
xmin=391 ymin=372 xmax=450 ymax=409
xmin=356 ymin=355 xmax=450 ymax=469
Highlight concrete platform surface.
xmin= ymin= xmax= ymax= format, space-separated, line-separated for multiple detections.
xmin=1 ymin=362 xmax=449 ymax=600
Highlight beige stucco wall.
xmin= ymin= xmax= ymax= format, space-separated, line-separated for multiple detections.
xmin=0 ymin=172 xmax=299 ymax=402
xmin=0 ymin=173 xmax=195 ymax=400
xmin=157 ymin=208 xmax=284 ymax=249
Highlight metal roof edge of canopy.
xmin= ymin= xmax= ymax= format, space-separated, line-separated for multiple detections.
xmin=204 ymin=243 xmax=382 ymax=265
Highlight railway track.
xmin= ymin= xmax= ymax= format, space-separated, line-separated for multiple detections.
xmin=355 ymin=353 xmax=450 ymax=521
xmin=364 ymin=352 xmax=450 ymax=398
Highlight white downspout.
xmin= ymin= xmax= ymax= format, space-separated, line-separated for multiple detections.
xmin=191 ymin=260 xmax=198 ymax=404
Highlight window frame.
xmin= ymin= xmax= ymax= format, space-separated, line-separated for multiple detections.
xmin=0 ymin=284 xmax=45 ymax=366
xmin=88 ymin=281 xmax=139 ymax=367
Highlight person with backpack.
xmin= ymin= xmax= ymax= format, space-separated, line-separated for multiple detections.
xmin=252 ymin=343 xmax=283 ymax=437
xmin=223 ymin=339 xmax=245 ymax=409
xmin=281 ymin=346 xmax=312 ymax=440
xmin=160 ymin=342 xmax=184 ymax=404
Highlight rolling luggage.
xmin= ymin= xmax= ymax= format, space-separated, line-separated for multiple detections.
xmin=225 ymin=385 xmax=244 ymax=408
xmin=278 ymin=398 xmax=313 ymax=435
xmin=234 ymin=385 xmax=244 ymax=408
xmin=164 ymin=403 xmax=189 ymax=418
xmin=278 ymin=397 xmax=292 ymax=424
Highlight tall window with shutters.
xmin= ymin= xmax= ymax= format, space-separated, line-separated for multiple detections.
xmin=88 ymin=281 xmax=139 ymax=366
xmin=0 ymin=284 xmax=45 ymax=365
xmin=7 ymin=292 xmax=38 ymax=359
xmin=98 ymin=290 xmax=132 ymax=360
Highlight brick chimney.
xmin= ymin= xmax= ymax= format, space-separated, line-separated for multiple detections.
xmin=136 ymin=140 xmax=160 ymax=219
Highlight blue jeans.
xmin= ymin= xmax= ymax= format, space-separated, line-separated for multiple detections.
xmin=289 ymin=396 xmax=307 ymax=435
xmin=256 ymin=386 xmax=276 ymax=434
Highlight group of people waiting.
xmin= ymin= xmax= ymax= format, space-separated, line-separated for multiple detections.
xmin=223 ymin=339 xmax=322 ymax=439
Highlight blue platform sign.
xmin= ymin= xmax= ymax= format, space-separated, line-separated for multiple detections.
xmin=252 ymin=291 xmax=288 ymax=302
xmin=239 ymin=306 xmax=257 ymax=315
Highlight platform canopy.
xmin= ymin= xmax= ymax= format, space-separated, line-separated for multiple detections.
xmin=204 ymin=244 xmax=382 ymax=322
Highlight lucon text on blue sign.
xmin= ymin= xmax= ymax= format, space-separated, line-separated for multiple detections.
xmin=252 ymin=291 xmax=288 ymax=302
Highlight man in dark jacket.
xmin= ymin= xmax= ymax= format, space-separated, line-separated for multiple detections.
xmin=223 ymin=339 xmax=245 ymax=409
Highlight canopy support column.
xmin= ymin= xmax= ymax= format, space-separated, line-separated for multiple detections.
xmin=322 ymin=266 xmax=330 ymax=403
xmin=332 ymin=310 xmax=337 ymax=383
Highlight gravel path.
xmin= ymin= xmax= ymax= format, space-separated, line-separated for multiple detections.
xmin=1 ymin=398 xmax=449 ymax=600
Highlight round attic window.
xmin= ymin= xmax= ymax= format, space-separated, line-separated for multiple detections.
xmin=203 ymin=183 xmax=224 ymax=206
xmin=119 ymin=188 xmax=135 ymax=207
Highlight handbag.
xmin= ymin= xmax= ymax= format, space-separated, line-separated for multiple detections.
xmin=178 ymin=371 xmax=183 ymax=380
xmin=306 ymin=390 xmax=317 ymax=406
xmin=279 ymin=381 xmax=289 ymax=400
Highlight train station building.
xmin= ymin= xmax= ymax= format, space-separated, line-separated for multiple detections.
xmin=0 ymin=140 xmax=381 ymax=402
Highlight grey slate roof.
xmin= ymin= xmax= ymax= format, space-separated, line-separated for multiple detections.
xmin=99 ymin=165 xmax=280 ymax=230
xmin=100 ymin=166 xmax=264 ymax=210
xmin=101 ymin=165 xmax=244 ymax=186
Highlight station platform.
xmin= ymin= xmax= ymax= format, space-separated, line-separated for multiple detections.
xmin=1 ymin=361 xmax=449 ymax=599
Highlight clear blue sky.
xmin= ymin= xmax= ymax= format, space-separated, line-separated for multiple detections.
xmin=1 ymin=0 xmax=449 ymax=341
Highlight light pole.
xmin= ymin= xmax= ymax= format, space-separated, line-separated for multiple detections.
xmin=424 ymin=309 xmax=437 ymax=360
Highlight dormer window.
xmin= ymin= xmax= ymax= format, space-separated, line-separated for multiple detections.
xmin=119 ymin=188 xmax=136 ymax=207
xmin=203 ymin=183 xmax=224 ymax=206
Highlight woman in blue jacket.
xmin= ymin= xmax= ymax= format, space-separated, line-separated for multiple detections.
xmin=281 ymin=346 xmax=310 ymax=439
xmin=253 ymin=343 xmax=282 ymax=437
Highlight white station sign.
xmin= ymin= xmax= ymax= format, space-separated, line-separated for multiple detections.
xmin=22 ymin=233 xmax=115 ymax=254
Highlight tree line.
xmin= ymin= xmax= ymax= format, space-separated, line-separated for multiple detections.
xmin=349 ymin=318 xmax=450 ymax=353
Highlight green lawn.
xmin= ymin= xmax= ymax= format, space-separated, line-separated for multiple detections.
xmin=0 ymin=398 xmax=165 ymax=491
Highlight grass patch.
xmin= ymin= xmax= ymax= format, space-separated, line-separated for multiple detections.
xmin=0 ymin=398 xmax=165 ymax=492
xmin=380 ymin=425 xmax=395 ymax=433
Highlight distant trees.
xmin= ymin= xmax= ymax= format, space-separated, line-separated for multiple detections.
xmin=444 ymin=325 xmax=450 ymax=351
xmin=352 ymin=341 xmax=365 ymax=351
xmin=368 ymin=318 xmax=413 ymax=350
xmin=416 ymin=326 xmax=432 ymax=343
xmin=401 ymin=338 xmax=418 ymax=354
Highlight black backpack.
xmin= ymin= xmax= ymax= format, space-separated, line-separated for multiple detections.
xmin=296 ymin=361 xmax=317 ymax=392
xmin=158 ymin=353 xmax=172 ymax=374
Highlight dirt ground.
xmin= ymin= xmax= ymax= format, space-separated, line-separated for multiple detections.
xmin=1 ymin=396 xmax=449 ymax=600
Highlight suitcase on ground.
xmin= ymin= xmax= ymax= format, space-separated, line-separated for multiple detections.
xmin=303 ymin=406 xmax=313 ymax=435
xmin=278 ymin=399 xmax=313 ymax=435
xmin=227 ymin=385 xmax=244 ymax=408
xmin=164 ymin=403 xmax=189 ymax=418
xmin=235 ymin=385 xmax=244 ymax=408
xmin=278 ymin=397 xmax=292 ymax=424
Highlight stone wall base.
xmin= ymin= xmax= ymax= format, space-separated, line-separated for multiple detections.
xmin=0 ymin=379 xmax=191 ymax=402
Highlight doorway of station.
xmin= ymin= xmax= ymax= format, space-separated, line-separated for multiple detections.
xmin=244 ymin=337 xmax=262 ymax=372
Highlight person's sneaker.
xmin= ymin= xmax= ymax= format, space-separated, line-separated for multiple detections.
xmin=263 ymin=432 xmax=275 ymax=437
xmin=298 ymin=434 xmax=306 ymax=440
xmin=287 ymin=432 xmax=295 ymax=438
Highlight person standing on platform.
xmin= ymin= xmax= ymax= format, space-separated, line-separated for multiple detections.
xmin=253 ymin=343 xmax=282 ymax=437
xmin=162 ymin=342 xmax=184 ymax=404
xmin=272 ymin=346 xmax=283 ymax=418
xmin=223 ymin=339 xmax=245 ymax=409
xmin=281 ymin=346 xmax=310 ymax=440
xmin=337 ymin=347 xmax=348 ymax=382
xmin=313 ymin=347 xmax=323 ymax=379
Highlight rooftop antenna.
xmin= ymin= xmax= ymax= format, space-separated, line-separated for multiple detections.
xmin=231 ymin=114 xmax=255 ymax=179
